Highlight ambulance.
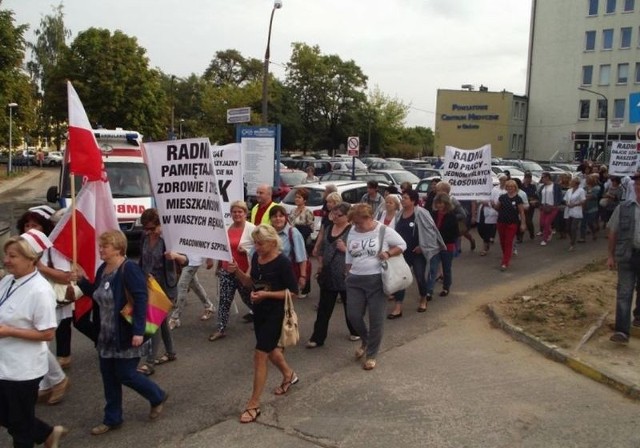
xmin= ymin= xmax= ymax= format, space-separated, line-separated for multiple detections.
xmin=46 ymin=128 xmax=154 ymax=251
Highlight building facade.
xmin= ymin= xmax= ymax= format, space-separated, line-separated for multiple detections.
xmin=434 ymin=89 xmax=527 ymax=159
xmin=526 ymin=0 xmax=640 ymax=162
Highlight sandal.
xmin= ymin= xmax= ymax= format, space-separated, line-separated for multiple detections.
xmin=208 ymin=331 xmax=226 ymax=342
xmin=200 ymin=307 xmax=215 ymax=321
xmin=137 ymin=364 xmax=155 ymax=376
xmin=154 ymin=353 xmax=177 ymax=365
xmin=239 ymin=407 xmax=261 ymax=423
xmin=363 ymin=359 xmax=376 ymax=370
xmin=274 ymin=372 xmax=299 ymax=395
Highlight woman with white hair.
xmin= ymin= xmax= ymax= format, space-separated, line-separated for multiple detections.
xmin=0 ymin=230 xmax=68 ymax=447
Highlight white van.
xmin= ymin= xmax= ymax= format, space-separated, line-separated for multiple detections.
xmin=46 ymin=128 xmax=153 ymax=251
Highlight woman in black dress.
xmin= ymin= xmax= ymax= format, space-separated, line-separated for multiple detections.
xmin=229 ymin=224 xmax=299 ymax=423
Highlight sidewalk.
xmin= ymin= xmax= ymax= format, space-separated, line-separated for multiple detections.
xmin=0 ymin=168 xmax=45 ymax=195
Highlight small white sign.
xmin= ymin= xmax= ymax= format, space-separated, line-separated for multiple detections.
xmin=226 ymin=107 xmax=251 ymax=124
xmin=347 ymin=136 xmax=359 ymax=156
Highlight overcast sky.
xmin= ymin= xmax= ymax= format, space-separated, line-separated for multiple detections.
xmin=5 ymin=0 xmax=532 ymax=129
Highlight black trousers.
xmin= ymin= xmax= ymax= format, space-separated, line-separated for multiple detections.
xmin=0 ymin=377 xmax=52 ymax=448
xmin=310 ymin=288 xmax=357 ymax=345
xmin=55 ymin=317 xmax=73 ymax=357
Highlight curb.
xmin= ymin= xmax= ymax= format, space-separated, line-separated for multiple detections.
xmin=485 ymin=304 xmax=640 ymax=400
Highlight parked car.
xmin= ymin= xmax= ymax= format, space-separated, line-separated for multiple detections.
xmin=370 ymin=169 xmax=421 ymax=189
xmin=44 ymin=151 xmax=64 ymax=166
xmin=491 ymin=165 xmax=540 ymax=184
xmin=368 ymin=161 xmax=404 ymax=170
xmin=361 ymin=156 xmax=386 ymax=168
xmin=406 ymin=166 xmax=442 ymax=179
xmin=330 ymin=158 xmax=368 ymax=172
xmin=273 ymin=169 xmax=308 ymax=201
xmin=281 ymin=180 xmax=388 ymax=241
xmin=500 ymin=159 xmax=545 ymax=176
xmin=320 ymin=171 xmax=387 ymax=183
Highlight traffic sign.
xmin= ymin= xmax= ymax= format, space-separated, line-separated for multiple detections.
xmin=629 ymin=92 xmax=640 ymax=124
xmin=347 ymin=136 xmax=359 ymax=156
xmin=227 ymin=107 xmax=251 ymax=124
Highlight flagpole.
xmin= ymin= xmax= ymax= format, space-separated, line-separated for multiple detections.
xmin=70 ymin=173 xmax=77 ymax=272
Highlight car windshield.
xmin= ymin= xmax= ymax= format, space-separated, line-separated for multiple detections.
xmin=372 ymin=161 xmax=403 ymax=170
xmin=390 ymin=171 xmax=420 ymax=184
xmin=520 ymin=161 xmax=544 ymax=172
xmin=280 ymin=171 xmax=307 ymax=186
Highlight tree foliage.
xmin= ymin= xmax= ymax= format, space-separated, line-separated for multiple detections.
xmin=286 ymin=43 xmax=368 ymax=150
xmin=0 ymin=2 xmax=37 ymax=148
xmin=58 ymin=28 xmax=167 ymax=139
xmin=203 ymin=49 xmax=262 ymax=87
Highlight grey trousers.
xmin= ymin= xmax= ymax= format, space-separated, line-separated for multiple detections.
xmin=345 ymin=273 xmax=386 ymax=359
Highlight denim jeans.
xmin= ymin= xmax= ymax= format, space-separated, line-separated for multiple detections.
xmin=614 ymin=260 xmax=640 ymax=336
xmin=98 ymin=356 xmax=165 ymax=427
xmin=170 ymin=265 xmax=213 ymax=320
xmin=394 ymin=252 xmax=428 ymax=302
xmin=425 ymin=250 xmax=453 ymax=294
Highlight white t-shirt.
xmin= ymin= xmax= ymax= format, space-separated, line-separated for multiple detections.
xmin=0 ymin=272 xmax=57 ymax=380
xmin=346 ymin=222 xmax=407 ymax=275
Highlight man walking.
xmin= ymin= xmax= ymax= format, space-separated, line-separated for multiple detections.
xmin=607 ymin=175 xmax=640 ymax=344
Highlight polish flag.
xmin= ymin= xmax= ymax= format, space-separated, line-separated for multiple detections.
xmin=49 ymin=82 xmax=119 ymax=320
xmin=67 ymin=81 xmax=104 ymax=181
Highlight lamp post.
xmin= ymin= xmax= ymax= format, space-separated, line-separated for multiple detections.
xmin=261 ymin=0 xmax=283 ymax=126
xmin=578 ymin=87 xmax=608 ymax=161
xmin=170 ymin=75 xmax=176 ymax=139
xmin=179 ymin=119 xmax=184 ymax=139
xmin=7 ymin=103 xmax=17 ymax=174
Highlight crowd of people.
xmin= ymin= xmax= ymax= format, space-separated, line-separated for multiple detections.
xmin=1 ymin=160 xmax=638 ymax=445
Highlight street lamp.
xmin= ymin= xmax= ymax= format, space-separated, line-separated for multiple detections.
xmin=179 ymin=119 xmax=184 ymax=139
xmin=170 ymin=75 xmax=176 ymax=139
xmin=578 ymin=87 xmax=608 ymax=161
xmin=7 ymin=103 xmax=17 ymax=174
xmin=261 ymin=0 xmax=283 ymax=126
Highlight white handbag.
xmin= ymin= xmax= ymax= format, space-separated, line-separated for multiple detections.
xmin=378 ymin=225 xmax=413 ymax=295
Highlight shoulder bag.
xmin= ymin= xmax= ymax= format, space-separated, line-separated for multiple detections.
xmin=278 ymin=289 xmax=299 ymax=348
xmin=120 ymin=261 xmax=173 ymax=336
xmin=377 ymin=225 xmax=413 ymax=295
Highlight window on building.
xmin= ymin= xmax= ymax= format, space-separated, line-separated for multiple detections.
xmin=579 ymin=100 xmax=590 ymax=119
xmin=597 ymin=99 xmax=608 ymax=119
xmin=603 ymin=29 xmax=614 ymax=49
xmin=585 ymin=30 xmax=596 ymax=50
xmin=589 ymin=0 xmax=599 ymax=14
xmin=599 ymin=64 xmax=611 ymax=84
xmin=618 ymin=63 xmax=629 ymax=83
xmin=624 ymin=0 xmax=634 ymax=11
xmin=614 ymin=99 xmax=625 ymax=118
xmin=606 ymin=0 xmax=616 ymax=13
xmin=636 ymin=62 xmax=640 ymax=82
xmin=582 ymin=65 xmax=593 ymax=85
xmin=621 ymin=27 xmax=632 ymax=47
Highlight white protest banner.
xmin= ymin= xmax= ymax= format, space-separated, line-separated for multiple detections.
xmin=608 ymin=141 xmax=639 ymax=176
xmin=143 ymin=138 xmax=232 ymax=261
xmin=443 ymin=144 xmax=492 ymax=201
xmin=211 ymin=143 xmax=244 ymax=226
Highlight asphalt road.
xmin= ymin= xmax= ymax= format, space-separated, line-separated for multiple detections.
xmin=1 ymin=169 xmax=639 ymax=448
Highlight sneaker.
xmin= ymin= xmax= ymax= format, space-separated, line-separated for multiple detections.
xmin=609 ymin=332 xmax=629 ymax=344
xmin=512 ymin=248 xmax=518 ymax=256
xmin=540 ymin=241 xmax=547 ymax=246
xmin=349 ymin=335 xmax=361 ymax=341
xmin=535 ymin=231 xmax=543 ymax=236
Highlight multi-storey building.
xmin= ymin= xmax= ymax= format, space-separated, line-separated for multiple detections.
xmin=434 ymin=88 xmax=527 ymax=159
xmin=526 ymin=0 xmax=640 ymax=161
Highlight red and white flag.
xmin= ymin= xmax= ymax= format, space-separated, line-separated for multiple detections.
xmin=67 ymin=81 xmax=104 ymax=181
xmin=49 ymin=82 xmax=119 ymax=319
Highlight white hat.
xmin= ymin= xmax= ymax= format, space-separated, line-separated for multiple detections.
xmin=28 ymin=205 xmax=56 ymax=221
xmin=20 ymin=229 xmax=53 ymax=254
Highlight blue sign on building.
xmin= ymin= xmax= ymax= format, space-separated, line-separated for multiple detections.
xmin=630 ymin=92 xmax=640 ymax=124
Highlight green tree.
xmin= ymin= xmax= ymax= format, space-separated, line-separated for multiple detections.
xmin=286 ymin=42 xmax=368 ymax=151
xmin=58 ymin=28 xmax=167 ymax=139
xmin=26 ymin=2 xmax=71 ymax=149
xmin=0 ymin=2 xmax=37 ymax=149
xmin=361 ymin=86 xmax=409 ymax=156
xmin=203 ymin=49 xmax=262 ymax=87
